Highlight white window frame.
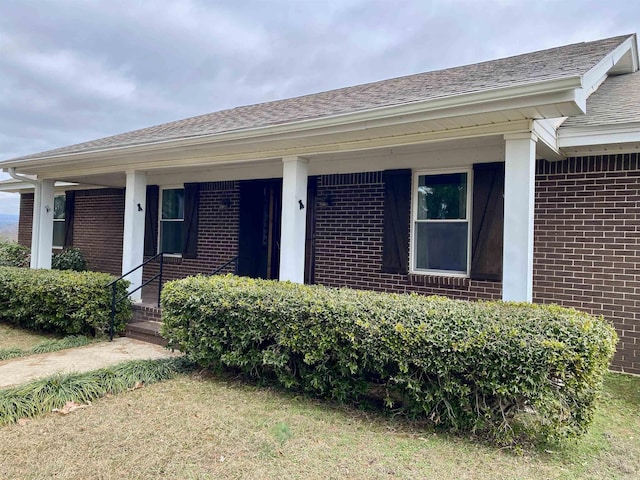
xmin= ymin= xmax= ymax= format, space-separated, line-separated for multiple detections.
xmin=158 ymin=185 xmax=185 ymax=257
xmin=52 ymin=194 xmax=65 ymax=249
xmin=410 ymin=167 xmax=472 ymax=277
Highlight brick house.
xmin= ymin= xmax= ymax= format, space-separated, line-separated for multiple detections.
xmin=1 ymin=34 xmax=639 ymax=374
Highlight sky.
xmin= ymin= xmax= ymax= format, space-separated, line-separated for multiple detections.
xmin=1 ymin=0 xmax=639 ymax=215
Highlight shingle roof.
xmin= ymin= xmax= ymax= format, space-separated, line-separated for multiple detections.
xmin=4 ymin=34 xmax=632 ymax=163
xmin=561 ymin=70 xmax=640 ymax=128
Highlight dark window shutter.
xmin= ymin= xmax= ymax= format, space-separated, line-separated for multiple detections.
xmin=382 ymin=169 xmax=411 ymax=274
xmin=182 ymin=183 xmax=200 ymax=259
xmin=470 ymin=162 xmax=504 ymax=281
xmin=63 ymin=190 xmax=75 ymax=247
xmin=144 ymin=185 xmax=159 ymax=256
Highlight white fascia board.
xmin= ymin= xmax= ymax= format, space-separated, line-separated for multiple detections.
xmin=532 ymin=119 xmax=561 ymax=154
xmin=558 ymin=122 xmax=640 ymax=147
xmin=582 ymin=35 xmax=638 ymax=97
xmin=560 ymin=143 xmax=640 ymax=156
xmin=0 ymin=179 xmax=34 ymax=192
xmin=32 ymin=121 xmax=535 ymax=179
xmin=0 ymin=179 xmax=80 ymax=193
xmin=0 ymin=76 xmax=585 ymax=172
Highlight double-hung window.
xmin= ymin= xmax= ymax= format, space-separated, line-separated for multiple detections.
xmin=412 ymin=170 xmax=471 ymax=275
xmin=52 ymin=195 xmax=65 ymax=249
xmin=160 ymin=187 xmax=184 ymax=254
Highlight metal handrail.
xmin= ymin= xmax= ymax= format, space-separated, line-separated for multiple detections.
xmin=210 ymin=255 xmax=239 ymax=275
xmin=108 ymin=252 xmax=165 ymax=341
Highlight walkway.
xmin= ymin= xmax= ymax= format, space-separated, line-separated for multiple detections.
xmin=0 ymin=337 xmax=179 ymax=389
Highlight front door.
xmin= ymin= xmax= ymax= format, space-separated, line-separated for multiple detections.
xmin=237 ymin=179 xmax=282 ymax=279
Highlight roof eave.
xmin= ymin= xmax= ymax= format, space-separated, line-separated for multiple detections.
xmin=0 ymin=75 xmax=586 ymax=171
xmin=558 ymin=122 xmax=640 ymax=149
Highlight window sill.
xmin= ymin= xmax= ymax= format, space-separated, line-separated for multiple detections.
xmin=145 ymin=254 xmax=183 ymax=265
xmin=407 ymin=273 xmax=470 ymax=288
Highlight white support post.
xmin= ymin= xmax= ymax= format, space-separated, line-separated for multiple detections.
xmin=122 ymin=171 xmax=147 ymax=301
xmin=502 ymin=133 xmax=538 ymax=302
xmin=29 ymin=181 xmax=42 ymax=269
xmin=279 ymin=156 xmax=309 ymax=283
xmin=31 ymin=180 xmax=55 ymax=269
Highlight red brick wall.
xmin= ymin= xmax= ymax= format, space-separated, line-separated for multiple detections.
xmin=142 ymin=181 xmax=240 ymax=297
xmin=16 ymin=158 xmax=639 ymax=374
xmin=535 ymin=154 xmax=640 ymax=375
xmin=73 ymin=189 xmax=125 ymax=275
xmin=313 ymin=172 xmax=502 ymax=300
xmin=18 ymin=193 xmax=33 ymax=247
xmin=17 ymin=189 xmax=124 ymax=275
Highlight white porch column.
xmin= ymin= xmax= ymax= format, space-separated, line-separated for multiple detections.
xmin=502 ymin=133 xmax=538 ymax=302
xmin=122 ymin=171 xmax=147 ymax=301
xmin=279 ymin=156 xmax=308 ymax=283
xmin=29 ymin=181 xmax=42 ymax=269
xmin=30 ymin=180 xmax=55 ymax=269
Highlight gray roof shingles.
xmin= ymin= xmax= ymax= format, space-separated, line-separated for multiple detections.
xmin=561 ymin=70 xmax=640 ymax=128
xmin=4 ymin=34 xmax=632 ymax=163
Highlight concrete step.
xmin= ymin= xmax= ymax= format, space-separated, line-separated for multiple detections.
xmin=125 ymin=321 xmax=166 ymax=346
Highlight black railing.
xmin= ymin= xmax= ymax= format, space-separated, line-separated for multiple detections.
xmin=210 ymin=255 xmax=239 ymax=275
xmin=106 ymin=252 xmax=165 ymax=341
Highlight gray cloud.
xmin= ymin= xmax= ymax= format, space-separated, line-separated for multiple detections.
xmin=1 ymin=0 xmax=639 ymax=214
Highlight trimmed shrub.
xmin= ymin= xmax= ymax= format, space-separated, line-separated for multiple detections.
xmin=0 ymin=240 xmax=30 ymax=268
xmin=161 ymin=275 xmax=617 ymax=445
xmin=52 ymin=247 xmax=88 ymax=271
xmin=0 ymin=266 xmax=131 ymax=336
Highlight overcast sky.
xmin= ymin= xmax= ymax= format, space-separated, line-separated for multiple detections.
xmin=1 ymin=0 xmax=639 ymax=215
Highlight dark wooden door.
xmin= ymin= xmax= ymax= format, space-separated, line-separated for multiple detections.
xmin=238 ymin=179 xmax=282 ymax=279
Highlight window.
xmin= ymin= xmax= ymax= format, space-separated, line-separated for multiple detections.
xmin=53 ymin=195 xmax=65 ymax=248
xmin=412 ymin=171 xmax=471 ymax=275
xmin=160 ymin=187 xmax=184 ymax=254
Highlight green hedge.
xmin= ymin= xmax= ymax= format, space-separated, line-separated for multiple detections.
xmin=0 ymin=266 xmax=131 ymax=336
xmin=161 ymin=275 xmax=617 ymax=445
xmin=0 ymin=241 xmax=30 ymax=268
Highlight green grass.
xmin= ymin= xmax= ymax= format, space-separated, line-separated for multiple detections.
xmin=0 ymin=370 xmax=637 ymax=479
xmin=0 ymin=335 xmax=95 ymax=360
xmin=0 ymin=357 xmax=195 ymax=425
xmin=0 ymin=323 xmax=56 ymax=351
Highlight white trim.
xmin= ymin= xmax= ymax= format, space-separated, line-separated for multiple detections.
xmin=16 ymin=120 xmax=535 ymax=179
xmin=0 ymin=77 xmax=586 ymax=172
xmin=582 ymin=36 xmax=638 ymax=96
xmin=410 ymin=167 xmax=472 ymax=276
xmin=558 ymin=122 xmax=640 ymax=148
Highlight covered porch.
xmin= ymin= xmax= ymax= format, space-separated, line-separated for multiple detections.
xmin=12 ymin=118 xmax=557 ymax=306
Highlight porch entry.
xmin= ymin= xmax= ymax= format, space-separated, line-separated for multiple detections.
xmin=238 ymin=179 xmax=281 ymax=279
xmin=237 ymin=177 xmax=317 ymax=282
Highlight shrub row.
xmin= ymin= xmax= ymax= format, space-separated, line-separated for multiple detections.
xmin=0 ymin=266 xmax=131 ymax=336
xmin=0 ymin=241 xmax=30 ymax=268
xmin=0 ymin=240 xmax=88 ymax=271
xmin=161 ymin=275 xmax=617 ymax=445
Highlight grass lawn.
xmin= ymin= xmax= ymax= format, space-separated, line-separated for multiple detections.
xmin=0 ymin=322 xmax=94 ymax=360
xmin=0 ymin=323 xmax=56 ymax=351
xmin=0 ymin=371 xmax=637 ymax=479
